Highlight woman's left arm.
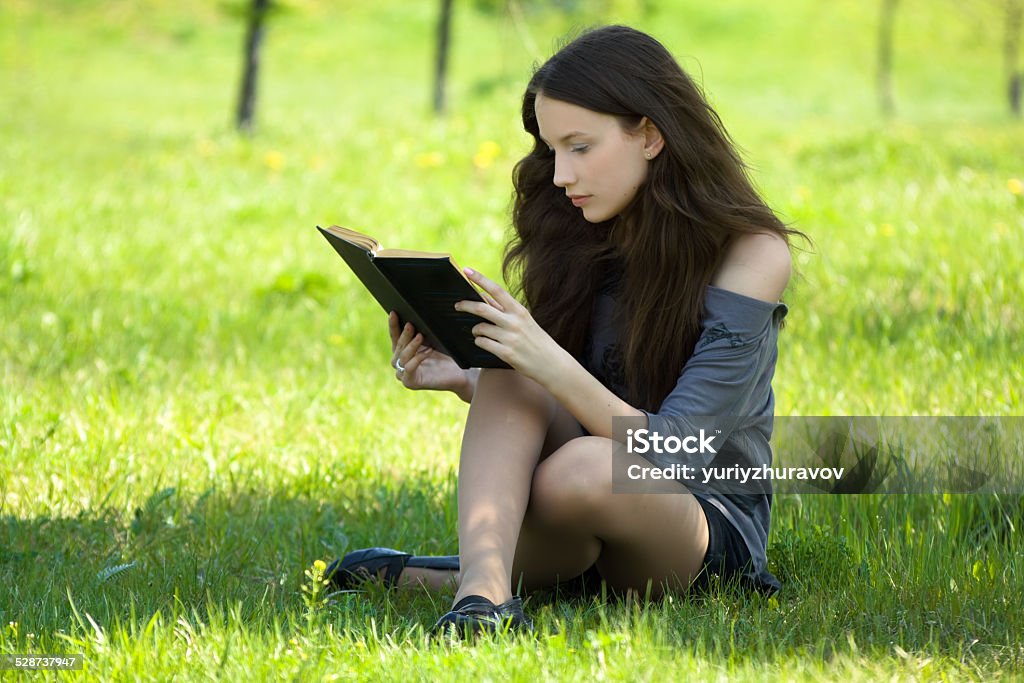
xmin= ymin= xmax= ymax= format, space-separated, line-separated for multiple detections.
xmin=454 ymin=234 xmax=792 ymax=440
xmin=710 ymin=232 xmax=792 ymax=301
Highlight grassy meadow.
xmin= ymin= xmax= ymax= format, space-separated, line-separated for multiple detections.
xmin=2 ymin=0 xmax=1023 ymax=679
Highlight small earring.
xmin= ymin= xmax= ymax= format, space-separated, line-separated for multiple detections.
xmin=645 ymin=151 xmax=652 ymax=159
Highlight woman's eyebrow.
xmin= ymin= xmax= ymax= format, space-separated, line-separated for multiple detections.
xmin=538 ymin=131 xmax=587 ymax=145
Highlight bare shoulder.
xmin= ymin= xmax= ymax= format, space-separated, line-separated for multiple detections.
xmin=710 ymin=231 xmax=792 ymax=304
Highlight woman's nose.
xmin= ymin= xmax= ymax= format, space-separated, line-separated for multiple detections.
xmin=552 ymin=153 xmax=575 ymax=188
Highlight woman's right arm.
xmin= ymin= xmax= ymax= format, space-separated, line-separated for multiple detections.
xmin=454 ymin=368 xmax=480 ymax=404
xmin=389 ymin=311 xmax=478 ymax=404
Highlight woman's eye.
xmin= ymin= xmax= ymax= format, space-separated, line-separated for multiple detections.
xmin=570 ymin=144 xmax=589 ymax=153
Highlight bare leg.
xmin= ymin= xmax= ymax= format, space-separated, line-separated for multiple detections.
xmin=380 ymin=376 xmax=581 ymax=597
xmin=452 ymin=368 xmax=709 ymax=606
xmin=512 ymin=436 xmax=709 ymax=597
xmin=452 ymin=368 xmax=578 ymax=605
xmin=399 ymin=439 xmax=709 ymax=599
xmin=347 ymin=377 xmax=707 ymax=600
xmin=398 ymin=567 xmax=459 ymax=591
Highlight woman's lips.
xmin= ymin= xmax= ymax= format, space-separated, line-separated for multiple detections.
xmin=569 ymin=195 xmax=591 ymax=207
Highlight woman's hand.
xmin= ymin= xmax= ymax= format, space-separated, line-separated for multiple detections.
xmin=454 ymin=268 xmax=571 ymax=386
xmin=389 ymin=312 xmax=475 ymax=401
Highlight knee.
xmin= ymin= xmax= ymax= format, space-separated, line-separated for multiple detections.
xmin=528 ymin=437 xmax=612 ymax=528
xmin=476 ymin=368 xmax=556 ymax=413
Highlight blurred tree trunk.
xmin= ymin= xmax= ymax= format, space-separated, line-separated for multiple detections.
xmin=433 ymin=0 xmax=454 ymax=115
xmin=877 ymin=0 xmax=899 ymax=117
xmin=237 ymin=0 xmax=271 ymax=133
xmin=1007 ymin=0 xmax=1023 ymax=116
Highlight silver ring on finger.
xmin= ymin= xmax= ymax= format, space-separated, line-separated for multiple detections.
xmin=394 ymin=358 xmax=405 ymax=374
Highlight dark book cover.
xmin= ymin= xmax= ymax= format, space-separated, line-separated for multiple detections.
xmin=317 ymin=226 xmax=510 ymax=369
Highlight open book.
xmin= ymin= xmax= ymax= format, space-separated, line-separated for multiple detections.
xmin=317 ymin=225 xmax=510 ymax=369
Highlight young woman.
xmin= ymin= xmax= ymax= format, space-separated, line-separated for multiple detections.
xmin=328 ymin=25 xmax=801 ymax=634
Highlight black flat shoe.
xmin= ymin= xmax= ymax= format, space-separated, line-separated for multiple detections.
xmin=432 ymin=595 xmax=533 ymax=636
xmin=325 ymin=547 xmax=459 ymax=591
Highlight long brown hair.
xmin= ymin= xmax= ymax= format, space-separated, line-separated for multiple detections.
xmin=503 ymin=25 xmax=802 ymax=412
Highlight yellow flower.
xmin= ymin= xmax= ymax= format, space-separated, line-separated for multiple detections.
xmin=473 ymin=140 xmax=502 ymax=169
xmin=313 ymin=559 xmax=327 ymax=574
xmin=264 ymin=151 xmax=285 ymax=171
xmin=414 ymin=151 xmax=444 ymax=168
xmin=1008 ymin=178 xmax=1022 ymax=195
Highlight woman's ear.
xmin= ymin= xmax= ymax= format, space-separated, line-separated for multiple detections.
xmin=639 ymin=117 xmax=665 ymax=159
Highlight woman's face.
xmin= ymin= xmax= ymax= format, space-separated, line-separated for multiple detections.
xmin=534 ymin=93 xmax=652 ymax=223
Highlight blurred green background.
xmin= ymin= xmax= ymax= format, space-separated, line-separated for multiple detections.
xmin=2 ymin=0 xmax=1023 ymax=679
xmin=3 ymin=0 xmax=1021 ymax=422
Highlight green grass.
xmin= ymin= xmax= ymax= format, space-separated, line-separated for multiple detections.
xmin=2 ymin=0 xmax=1023 ymax=679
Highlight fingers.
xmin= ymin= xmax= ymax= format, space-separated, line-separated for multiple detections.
xmin=454 ymin=299 xmax=503 ymax=323
xmin=462 ymin=267 xmax=514 ymax=311
xmin=470 ymin=321 xmax=506 ymax=343
xmin=390 ymin=317 xmax=417 ymax=364
xmin=402 ymin=344 xmax=431 ymax=378
xmin=481 ymin=291 xmax=504 ymax=311
xmin=388 ymin=311 xmax=401 ymax=351
xmin=394 ymin=330 xmax=425 ymax=372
